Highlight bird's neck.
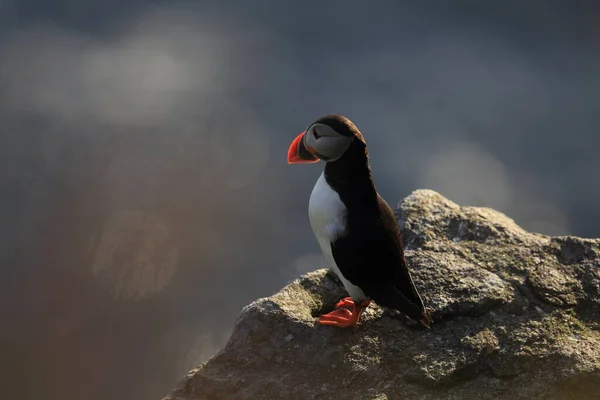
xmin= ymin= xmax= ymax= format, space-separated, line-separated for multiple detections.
xmin=324 ymin=141 xmax=378 ymax=211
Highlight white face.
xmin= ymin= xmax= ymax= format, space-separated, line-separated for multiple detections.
xmin=303 ymin=123 xmax=353 ymax=162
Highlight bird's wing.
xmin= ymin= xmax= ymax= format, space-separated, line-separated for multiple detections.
xmin=330 ymin=195 xmax=431 ymax=326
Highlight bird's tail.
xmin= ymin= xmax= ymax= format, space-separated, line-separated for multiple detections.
xmin=419 ymin=308 xmax=433 ymax=329
xmin=375 ymin=286 xmax=433 ymax=328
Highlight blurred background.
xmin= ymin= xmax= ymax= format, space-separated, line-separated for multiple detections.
xmin=1 ymin=1 xmax=599 ymax=399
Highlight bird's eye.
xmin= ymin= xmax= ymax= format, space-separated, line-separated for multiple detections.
xmin=313 ymin=127 xmax=321 ymax=139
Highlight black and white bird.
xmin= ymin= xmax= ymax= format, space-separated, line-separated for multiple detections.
xmin=287 ymin=114 xmax=432 ymax=328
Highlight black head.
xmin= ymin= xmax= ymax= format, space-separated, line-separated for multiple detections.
xmin=287 ymin=114 xmax=365 ymax=164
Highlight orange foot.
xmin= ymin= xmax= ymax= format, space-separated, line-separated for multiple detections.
xmin=317 ymin=297 xmax=371 ymax=328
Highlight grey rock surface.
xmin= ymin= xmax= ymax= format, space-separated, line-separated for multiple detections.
xmin=164 ymin=190 xmax=600 ymax=400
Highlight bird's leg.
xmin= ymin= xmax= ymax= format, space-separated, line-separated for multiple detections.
xmin=336 ymin=296 xmax=355 ymax=308
xmin=317 ymin=298 xmax=371 ymax=328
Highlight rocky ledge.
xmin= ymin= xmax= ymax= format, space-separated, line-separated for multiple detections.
xmin=164 ymin=190 xmax=600 ymax=400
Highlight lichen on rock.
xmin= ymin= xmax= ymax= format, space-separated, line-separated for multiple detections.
xmin=164 ymin=190 xmax=600 ymax=400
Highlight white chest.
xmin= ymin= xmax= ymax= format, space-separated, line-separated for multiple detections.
xmin=307 ymin=172 xmax=367 ymax=301
xmin=308 ymin=172 xmax=348 ymax=251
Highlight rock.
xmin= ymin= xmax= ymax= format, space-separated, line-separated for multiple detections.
xmin=163 ymin=190 xmax=600 ymax=400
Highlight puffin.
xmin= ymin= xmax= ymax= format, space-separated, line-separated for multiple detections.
xmin=287 ymin=114 xmax=432 ymax=329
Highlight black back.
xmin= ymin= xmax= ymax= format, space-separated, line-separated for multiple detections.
xmin=321 ymin=115 xmax=432 ymax=326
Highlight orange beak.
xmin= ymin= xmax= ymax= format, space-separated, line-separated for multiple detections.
xmin=287 ymin=131 xmax=319 ymax=164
